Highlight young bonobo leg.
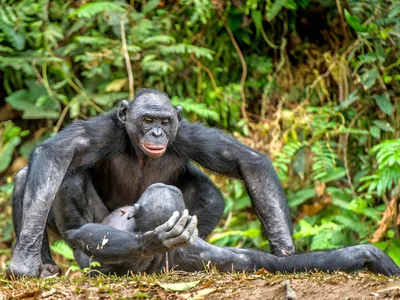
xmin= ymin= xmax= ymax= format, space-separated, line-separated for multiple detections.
xmin=55 ymin=177 xmax=198 ymax=269
xmin=8 ymin=167 xmax=60 ymax=278
xmin=175 ymin=164 xmax=224 ymax=238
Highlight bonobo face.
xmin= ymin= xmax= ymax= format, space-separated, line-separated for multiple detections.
xmin=117 ymin=91 xmax=181 ymax=158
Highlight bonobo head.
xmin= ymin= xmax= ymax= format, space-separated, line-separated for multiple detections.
xmin=117 ymin=89 xmax=182 ymax=158
xmin=135 ymin=183 xmax=185 ymax=233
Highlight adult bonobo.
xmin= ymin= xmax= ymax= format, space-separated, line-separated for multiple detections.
xmin=68 ymin=183 xmax=400 ymax=276
xmin=9 ymin=88 xmax=293 ymax=277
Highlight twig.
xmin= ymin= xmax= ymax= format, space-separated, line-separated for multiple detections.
xmin=120 ymin=7 xmax=135 ymax=99
xmin=334 ymin=0 xmax=348 ymax=43
xmin=54 ymin=105 xmax=70 ymax=133
xmin=343 ymin=107 xmax=367 ymax=194
xmin=261 ymin=38 xmax=287 ymax=118
xmin=224 ymin=23 xmax=248 ymax=120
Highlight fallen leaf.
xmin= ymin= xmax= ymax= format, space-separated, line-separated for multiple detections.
xmin=159 ymin=280 xmax=200 ymax=292
xmin=180 ymin=288 xmax=217 ymax=300
xmin=374 ymin=282 xmax=400 ymax=293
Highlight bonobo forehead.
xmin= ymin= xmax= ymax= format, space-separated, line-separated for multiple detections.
xmin=132 ymin=92 xmax=175 ymax=117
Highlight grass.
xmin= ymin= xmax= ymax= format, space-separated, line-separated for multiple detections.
xmin=1 ymin=269 xmax=399 ymax=299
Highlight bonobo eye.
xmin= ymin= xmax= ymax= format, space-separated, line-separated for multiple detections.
xmin=143 ymin=117 xmax=153 ymax=124
xmin=161 ymin=118 xmax=171 ymax=125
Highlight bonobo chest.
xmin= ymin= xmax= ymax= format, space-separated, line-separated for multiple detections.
xmin=90 ymin=151 xmax=185 ymax=210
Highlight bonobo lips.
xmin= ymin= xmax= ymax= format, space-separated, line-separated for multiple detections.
xmin=142 ymin=144 xmax=167 ymax=157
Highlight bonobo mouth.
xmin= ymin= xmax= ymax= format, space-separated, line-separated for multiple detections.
xmin=141 ymin=144 xmax=167 ymax=157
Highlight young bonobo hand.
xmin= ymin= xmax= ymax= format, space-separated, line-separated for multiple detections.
xmin=140 ymin=209 xmax=198 ymax=257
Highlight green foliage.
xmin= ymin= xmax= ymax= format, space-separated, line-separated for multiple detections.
xmin=0 ymin=122 xmax=29 ymax=172
xmin=359 ymin=140 xmax=400 ymax=197
xmin=0 ymin=0 xmax=399 ymax=266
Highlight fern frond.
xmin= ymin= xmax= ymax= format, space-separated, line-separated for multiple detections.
xmin=69 ymin=2 xmax=125 ymax=19
xmin=143 ymin=35 xmax=175 ymax=47
xmin=171 ymin=96 xmax=219 ymax=121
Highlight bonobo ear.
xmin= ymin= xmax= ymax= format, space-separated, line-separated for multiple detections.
xmin=176 ymin=106 xmax=183 ymax=121
xmin=118 ymin=100 xmax=130 ymax=124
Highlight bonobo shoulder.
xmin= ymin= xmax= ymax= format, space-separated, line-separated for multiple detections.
xmin=37 ymin=111 xmax=126 ymax=165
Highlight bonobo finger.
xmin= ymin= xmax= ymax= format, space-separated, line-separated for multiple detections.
xmin=127 ymin=203 xmax=142 ymax=220
xmin=163 ymin=214 xmax=198 ymax=248
xmin=166 ymin=209 xmax=189 ymax=237
xmin=157 ymin=211 xmax=180 ymax=232
xmin=188 ymin=228 xmax=198 ymax=244
xmin=185 ymin=215 xmax=198 ymax=236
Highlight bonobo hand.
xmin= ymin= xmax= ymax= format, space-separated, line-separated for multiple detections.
xmin=127 ymin=203 xmax=142 ymax=220
xmin=271 ymin=242 xmax=295 ymax=257
xmin=140 ymin=209 xmax=198 ymax=257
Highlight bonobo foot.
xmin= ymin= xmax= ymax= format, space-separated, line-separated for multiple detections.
xmin=141 ymin=209 xmax=198 ymax=256
xmin=6 ymin=250 xmax=41 ymax=278
xmin=40 ymin=264 xmax=61 ymax=277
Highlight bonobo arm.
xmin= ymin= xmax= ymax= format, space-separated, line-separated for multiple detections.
xmin=65 ymin=210 xmax=198 ymax=263
xmin=175 ymin=121 xmax=294 ymax=256
xmin=8 ymin=117 xmax=117 ymax=277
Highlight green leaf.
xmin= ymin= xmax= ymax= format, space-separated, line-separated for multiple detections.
xmin=50 ymin=241 xmax=75 ymax=260
xmin=287 ymin=188 xmax=316 ymax=208
xmin=0 ymin=136 xmax=21 ymax=172
xmin=373 ymin=120 xmax=394 ymax=132
xmin=142 ymin=0 xmax=160 ymax=14
xmin=159 ymin=280 xmax=200 ymax=292
xmin=320 ymin=167 xmax=346 ymax=183
xmin=374 ymin=94 xmax=392 ymax=115
xmin=370 ymin=125 xmax=381 ymax=139
xmin=69 ymin=2 xmax=124 ymax=18
xmin=344 ymin=9 xmax=367 ymax=32
xmin=360 ymin=68 xmax=378 ymax=89
xmin=267 ymin=0 xmax=287 ymax=21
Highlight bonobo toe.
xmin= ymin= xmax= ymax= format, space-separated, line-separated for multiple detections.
xmin=6 ymin=264 xmax=40 ymax=278
xmin=40 ymin=264 xmax=61 ymax=277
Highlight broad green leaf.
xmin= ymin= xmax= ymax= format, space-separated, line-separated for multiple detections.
xmin=159 ymin=280 xmax=200 ymax=292
xmin=0 ymin=136 xmax=21 ymax=172
xmin=50 ymin=241 xmax=75 ymax=260
xmin=370 ymin=126 xmax=381 ymax=139
xmin=373 ymin=120 xmax=394 ymax=132
xmin=374 ymin=94 xmax=392 ymax=115
xmin=267 ymin=0 xmax=287 ymax=21
xmin=287 ymin=188 xmax=316 ymax=208
xmin=142 ymin=0 xmax=160 ymax=14
xmin=320 ymin=168 xmax=346 ymax=183
xmin=344 ymin=10 xmax=367 ymax=32
xmin=360 ymin=68 xmax=378 ymax=89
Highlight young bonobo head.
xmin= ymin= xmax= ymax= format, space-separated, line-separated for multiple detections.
xmin=102 ymin=183 xmax=185 ymax=233
xmin=135 ymin=183 xmax=185 ymax=232
xmin=117 ymin=89 xmax=182 ymax=158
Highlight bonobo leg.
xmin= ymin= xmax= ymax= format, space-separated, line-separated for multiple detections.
xmin=127 ymin=183 xmax=399 ymax=276
xmin=8 ymin=167 xmax=60 ymax=278
xmin=175 ymin=164 xmax=224 ymax=238
xmin=168 ymin=241 xmax=399 ymax=276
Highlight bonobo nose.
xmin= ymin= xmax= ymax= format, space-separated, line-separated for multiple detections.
xmin=152 ymin=127 xmax=163 ymax=137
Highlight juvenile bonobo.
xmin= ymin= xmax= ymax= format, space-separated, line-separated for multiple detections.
xmin=9 ymin=89 xmax=293 ymax=278
xmin=69 ymin=183 xmax=400 ymax=276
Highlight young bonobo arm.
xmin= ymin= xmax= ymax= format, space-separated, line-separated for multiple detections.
xmin=64 ymin=210 xmax=198 ymax=263
xmin=8 ymin=122 xmax=99 ymax=277
xmin=175 ymin=121 xmax=294 ymax=256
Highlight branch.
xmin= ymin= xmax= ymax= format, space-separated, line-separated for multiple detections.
xmin=120 ymin=7 xmax=135 ymax=99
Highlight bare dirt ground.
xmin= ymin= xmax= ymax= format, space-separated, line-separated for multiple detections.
xmin=1 ymin=271 xmax=399 ymax=300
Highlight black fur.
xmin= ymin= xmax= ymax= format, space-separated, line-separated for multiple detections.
xmin=68 ymin=183 xmax=400 ymax=276
xmin=9 ymin=89 xmax=294 ymax=277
